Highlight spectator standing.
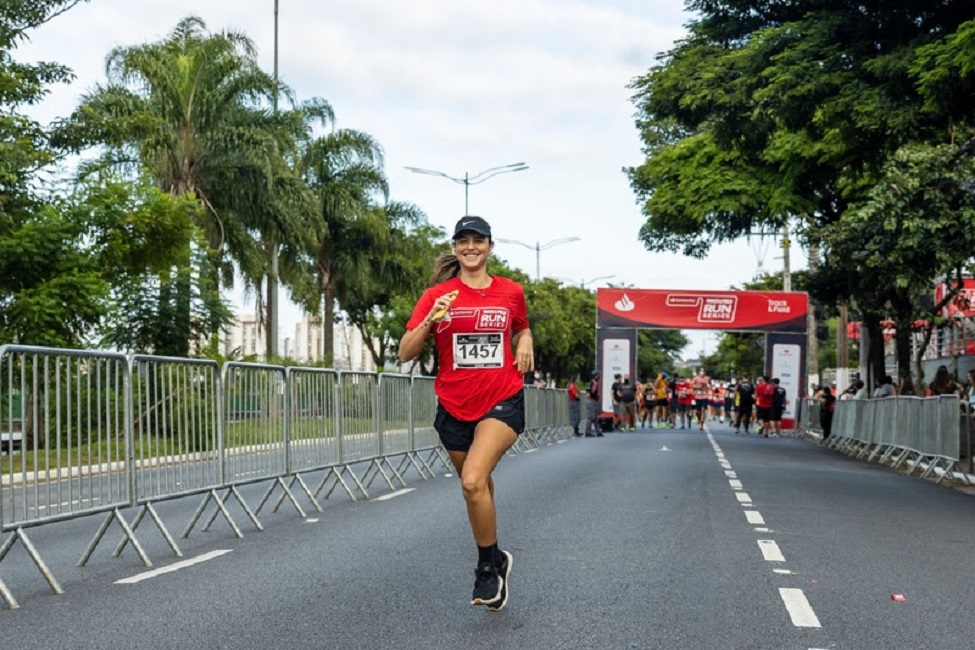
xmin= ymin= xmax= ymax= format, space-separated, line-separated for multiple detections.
xmin=816 ymin=384 xmax=836 ymax=439
xmin=770 ymin=378 xmax=787 ymax=436
xmin=567 ymin=374 xmax=582 ymax=436
xmin=619 ymin=374 xmax=638 ymax=431
xmin=585 ymin=372 xmax=603 ymax=437
xmin=611 ymin=374 xmax=623 ymax=431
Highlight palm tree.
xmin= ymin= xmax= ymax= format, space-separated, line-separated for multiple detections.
xmin=297 ymin=129 xmax=389 ymax=364
xmin=55 ymin=16 xmax=306 ymax=355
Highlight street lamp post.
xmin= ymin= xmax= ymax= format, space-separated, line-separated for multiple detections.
xmin=495 ymin=237 xmax=581 ymax=281
xmin=580 ymin=274 xmax=615 ymax=289
xmin=405 ymin=162 xmax=529 ymax=215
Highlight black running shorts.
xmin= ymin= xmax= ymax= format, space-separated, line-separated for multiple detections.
xmin=435 ymin=389 xmax=525 ymax=452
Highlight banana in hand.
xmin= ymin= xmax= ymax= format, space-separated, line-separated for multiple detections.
xmin=432 ymin=290 xmax=460 ymax=321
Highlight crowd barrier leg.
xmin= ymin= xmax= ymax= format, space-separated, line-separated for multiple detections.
xmin=397 ymin=452 xmax=432 ymax=481
xmin=0 ymin=572 xmax=17 ymax=610
xmin=253 ymin=477 xmax=306 ymax=519
xmin=182 ymin=489 xmax=245 ymax=539
xmin=78 ymin=508 xmax=152 ymax=568
xmin=200 ymin=486 xmax=263 ymax=534
xmin=314 ymin=465 xmax=365 ymax=502
xmin=269 ymin=475 xmax=324 ymax=515
xmin=111 ymin=502 xmax=182 ymax=559
xmin=361 ymin=457 xmax=404 ymax=492
xmin=0 ymin=528 xmax=64 ymax=605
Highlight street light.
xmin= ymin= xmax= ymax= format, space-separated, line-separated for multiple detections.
xmin=580 ymin=274 xmax=615 ymax=289
xmin=495 ymin=237 xmax=581 ymax=281
xmin=405 ymin=162 xmax=529 ymax=216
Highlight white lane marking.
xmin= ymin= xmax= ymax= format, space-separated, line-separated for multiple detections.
xmin=729 ymin=479 xmax=743 ymax=489
xmin=779 ymin=588 xmax=821 ymax=628
xmin=556 ymin=439 xmax=567 ymax=444
xmin=745 ymin=510 xmax=765 ymax=525
xmin=725 ymin=470 xmax=737 ymax=478
xmin=525 ymin=448 xmax=538 ymax=453
xmin=774 ymin=569 xmax=794 ymax=575
xmin=305 ymin=518 xmax=319 ymax=524
xmin=758 ymin=539 xmax=786 ymax=562
xmin=116 ymin=550 xmax=232 ymax=585
xmin=720 ymin=461 xmax=732 ymax=469
xmin=372 ymin=488 xmax=415 ymax=501
xmin=754 ymin=527 xmax=773 ymax=533
xmin=735 ymin=492 xmax=752 ymax=503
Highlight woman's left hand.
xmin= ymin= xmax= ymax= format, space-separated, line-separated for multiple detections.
xmin=514 ymin=331 xmax=534 ymax=373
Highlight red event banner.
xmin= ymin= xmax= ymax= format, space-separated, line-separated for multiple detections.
xmin=597 ymin=288 xmax=808 ymax=332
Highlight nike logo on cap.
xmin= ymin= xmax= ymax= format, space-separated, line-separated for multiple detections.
xmin=462 ymin=220 xmax=474 ymax=227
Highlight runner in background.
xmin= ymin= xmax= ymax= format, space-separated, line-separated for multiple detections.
xmin=654 ymin=372 xmax=670 ymax=429
xmin=676 ymin=373 xmax=694 ymax=429
xmin=689 ymin=367 xmax=712 ymax=431
xmin=713 ymin=381 xmax=726 ymax=423
xmin=735 ymin=374 xmax=755 ymax=434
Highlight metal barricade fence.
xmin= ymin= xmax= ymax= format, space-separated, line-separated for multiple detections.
xmin=379 ymin=374 xmax=413 ymax=457
xmin=287 ymin=367 xmax=340 ymax=472
xmin=336 ymin=371 xmax=380 ymax=463
xmin=410 ymin=377 xmax=439 ymax=451
xmin=222 ymin=362 xmax=287 ymax=485
xmin=0 ymin=345 xmax=131 ymax=531
xmin=131 ymin=356 xmax=222 ymax=502
xmin=0 ymin=345 xmax=575 ymax=609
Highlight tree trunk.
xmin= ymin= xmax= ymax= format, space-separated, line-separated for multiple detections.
xmin=322 ymin=282 xmax=335 ymax=367
xmin=894 ymin=322 xmax=912 ymax=387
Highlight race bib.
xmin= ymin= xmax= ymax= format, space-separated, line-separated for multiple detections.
xmin=453 ymin=332 xmax=504 ymax=369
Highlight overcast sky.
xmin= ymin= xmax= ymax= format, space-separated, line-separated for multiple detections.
xmin=17 ymin=0 xmax=806 ymax=358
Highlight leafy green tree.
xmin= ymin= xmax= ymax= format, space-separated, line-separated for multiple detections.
xmin=296 ymin=128 xmax=389 ymax=365
xmin=525 ymin=279 xmax=597 ymax=385
xmin=54 ymin=16 xmax=304 ymax=355
xmin=637 ymin=330 xmax=689 ymax=382
xmin=0 ymin=0 xmax=109 ymax=347
xmin=821 ymin=140 xmax=975 ymax=387
xmin=628 ymin=2 xmax=975 ymax=378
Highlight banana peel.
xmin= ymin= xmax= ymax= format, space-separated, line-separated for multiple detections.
xmin=432 ymin=290 xmax=460 ymax=321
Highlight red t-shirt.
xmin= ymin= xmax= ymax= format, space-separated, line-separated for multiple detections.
xmin=567 ymin=383 xmax=580 ymax=401
xmin=407 ymin=275 xmax=529 ymax=421
xmin=677 ymin=380 xmax=694 ymax=405
xmin=756 ymin=382 xmax=775 ymax=409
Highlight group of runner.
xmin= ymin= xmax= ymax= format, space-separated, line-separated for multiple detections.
xmin=620 ymin=369 xmax=789 ymax=437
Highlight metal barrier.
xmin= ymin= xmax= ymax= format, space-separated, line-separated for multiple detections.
xmin=808 ymin=395 xmax=972 ymax=486
xmin=0 ymin=345 xmax=572 ymax=610
xmin=0 ymin=345 xmax=132 ymax=603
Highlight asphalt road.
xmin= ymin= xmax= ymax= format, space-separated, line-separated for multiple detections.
xmin=2 ymin=420 xmax=975 ymax=649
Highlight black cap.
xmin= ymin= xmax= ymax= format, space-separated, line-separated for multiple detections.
xmin=453 ymin=216 xmax=491 ymax=239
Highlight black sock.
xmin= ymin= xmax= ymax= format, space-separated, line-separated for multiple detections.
xmin=478 ymin=542 xmax=499 ymax=567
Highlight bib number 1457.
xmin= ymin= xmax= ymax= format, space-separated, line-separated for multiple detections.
xmin=453 ymin=333 xmax=504 ymax=369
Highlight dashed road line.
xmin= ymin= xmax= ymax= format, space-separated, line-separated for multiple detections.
xmin=372 ymin=488 xmax=415 ymax=501
xmin=735 ymin=492 xmax=752 ymax=503
xmin=779 ymin=588 xmax=822 ymax=628
xmin=745 ymin=510 xmax=765 ymax=525
xmin=116 ymin=549 xmax=232 ymax=585
xmin=758 ymin=539 xmax=785 ymax=562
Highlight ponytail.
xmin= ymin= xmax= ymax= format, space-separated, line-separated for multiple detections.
xmin=431 ymin=254 xmax=460 ymax=285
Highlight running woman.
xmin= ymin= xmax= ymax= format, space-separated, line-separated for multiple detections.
xmin=398 ymin=216 xmax=533 ymax=612
xmin=689 ymin=367 xmax=712 ymax=431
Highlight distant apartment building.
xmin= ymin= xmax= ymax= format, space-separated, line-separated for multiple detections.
xmin=221 ymin=313 xmax=377 ymax=372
